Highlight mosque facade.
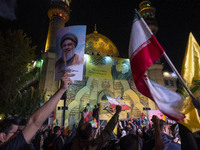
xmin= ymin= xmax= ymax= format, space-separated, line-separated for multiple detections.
xmin=39 ymin=0 xmax=178 ymax=128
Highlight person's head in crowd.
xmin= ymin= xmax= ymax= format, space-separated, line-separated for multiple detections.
xmin=78 ymin=122 xmax=93 ymax=140
xmin=100 ymin=126 xmax=104 ymax=133
xmin=41 ymin=128 xmax=49 ymax=138
xmin=170 ymin=123 xmax=179 ymax=138
xmin=53 ymin=126 xmax=61 ymax=135
xmin=60 ymin=33 xmax=78 ymax=62
xmin=120 ymin=134 xmax=141 ymax=150
xmin=159 ymin=120 xmax=170 ymax=135
xmin=0 ymin=118 xmax=19 ymax=144
xmin=125 ymin=123 xmax=132 ymax=132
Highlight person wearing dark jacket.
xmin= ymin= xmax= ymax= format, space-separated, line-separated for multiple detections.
xmin=48 ymin=126 xmax=65 ymax=150
xmin=159 ymin=120 xmax=181 ymax=150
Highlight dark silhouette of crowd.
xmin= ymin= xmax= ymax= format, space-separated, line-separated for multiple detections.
xmin=1 ymin=109 xmax=200 ymax=150
xmin=0 ymin=72 xmax=200 ymax=149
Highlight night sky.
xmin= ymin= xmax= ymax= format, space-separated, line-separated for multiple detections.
xmin=1 ymin=0 xmax=200 ymax=72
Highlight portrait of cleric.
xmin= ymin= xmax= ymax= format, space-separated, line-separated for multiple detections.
xmin=111 ymin=60 xmax=132 ymax=80
xmin=55 ymin=28 xmax=86 ymax=81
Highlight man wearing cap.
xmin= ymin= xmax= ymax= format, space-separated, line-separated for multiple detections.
xmin=55 ymin=33 xmax=84 ymax=80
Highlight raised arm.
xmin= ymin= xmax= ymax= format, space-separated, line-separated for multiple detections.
xmin=22 ymin=71 xmax=74 ymax=143
xmin=118 ymin=120 xmax=123 ymax=130
xmin=152 ymin=115 xmax=163 ymax=150
xmin=94 ymin=105 xmax=121 ymax=146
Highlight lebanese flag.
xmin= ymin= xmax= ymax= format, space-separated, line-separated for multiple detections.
xmin=129 ymin=9 xmax=184 ymax=121
xmin=107 ymin=96 xmax=131 ymax=111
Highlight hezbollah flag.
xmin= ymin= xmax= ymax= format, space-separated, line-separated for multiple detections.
xmin=177 ymin=32 xmax=200 ymax=132
xmin=129 ymin=9 xmax=184 ymax=121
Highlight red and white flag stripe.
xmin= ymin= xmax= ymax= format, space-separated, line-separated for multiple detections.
xmin=129 ymin=11 xmax=164 ymax=99
xmin=107 ymin=96 xmax=131 ymax=111
xmin=83 ymin=110 xmax=93 ymax=123
xmin=129 ymin=9 xmax=184 ymax=121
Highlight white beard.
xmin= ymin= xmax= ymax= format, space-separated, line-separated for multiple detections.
xmin=66 ymin=50 xmax=75 ymax=61
xmin=62 ymin=50 xmax=75 ymax=61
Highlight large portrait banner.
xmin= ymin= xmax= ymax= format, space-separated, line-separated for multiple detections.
xmin=55 ymin=25 xmax=86 ymax=81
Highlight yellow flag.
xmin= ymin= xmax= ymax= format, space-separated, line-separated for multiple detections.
xmin=177 ymin=32 xmax=200 ymax=132
xmin=113 ymin=124 xmax=118 ymax=135
xmin=162 ymin=114 xmax=166 ymax=122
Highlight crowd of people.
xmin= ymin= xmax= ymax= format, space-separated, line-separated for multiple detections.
xmin=0 ymin=72 xmax=200 ymax=150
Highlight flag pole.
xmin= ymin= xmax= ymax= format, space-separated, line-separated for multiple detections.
xmin=163 ymin=52 xmax=200 ymax=109
xmin=163 ymin=52 xmax=194 ymax=98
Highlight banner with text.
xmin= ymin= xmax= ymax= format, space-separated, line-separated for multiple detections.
xmin=85 ymin=55 xmax=132 ymax=80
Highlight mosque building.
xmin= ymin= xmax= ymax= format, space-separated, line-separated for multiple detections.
xmin=38 ymin=0 xmax=178 ymax=128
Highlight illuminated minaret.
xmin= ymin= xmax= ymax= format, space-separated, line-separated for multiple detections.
xmin=138 ymin=0 xmax=165 ymax=86
xmin=138 ymin=0 xmax=158 ymax=34
xmin=39 ymin=0 xmax=71 ymax=96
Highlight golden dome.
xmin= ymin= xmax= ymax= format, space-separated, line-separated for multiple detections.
xmin=85 ymin=26 xmax=119 ymax=57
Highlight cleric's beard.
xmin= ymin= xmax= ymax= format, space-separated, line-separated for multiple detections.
xmin=62 ymin=50 xmax=75 ymax=61
xmin=66 ymin=50 xmax=75 ymax=61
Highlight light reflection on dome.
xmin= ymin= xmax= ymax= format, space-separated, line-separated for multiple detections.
xmin=85 ymin=30 xmax=119 ymax=57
